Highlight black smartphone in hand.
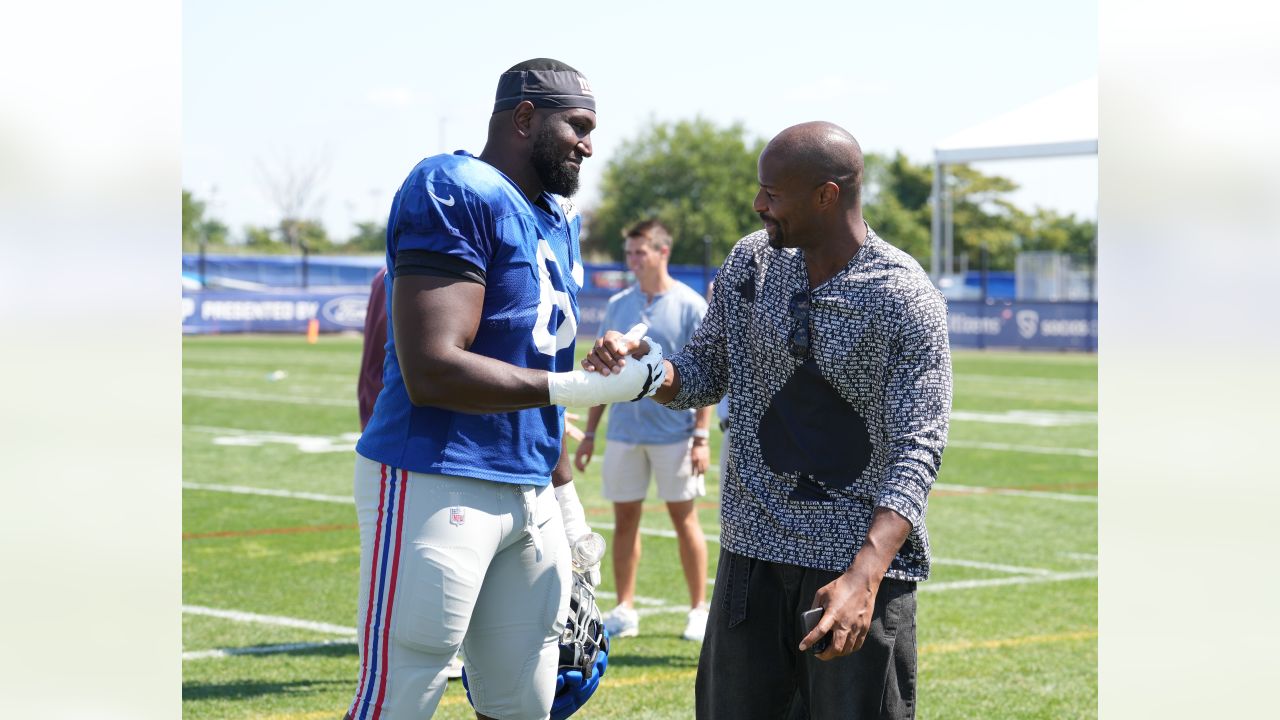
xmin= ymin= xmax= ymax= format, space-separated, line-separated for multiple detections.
xmin=800 ymin=607 xmax=830 ymax=654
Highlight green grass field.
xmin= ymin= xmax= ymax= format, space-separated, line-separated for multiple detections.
xmin=182 ymin=335 xmax=1097 ymax=719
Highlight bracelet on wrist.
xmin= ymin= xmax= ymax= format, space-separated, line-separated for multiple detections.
xmin=691 ymin=428 xmax=710 ymax=439
xmin=583 ymin=432 xmax=596 ymax=440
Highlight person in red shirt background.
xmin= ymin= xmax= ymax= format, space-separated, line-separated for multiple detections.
xmin=357 ymin=265 xmax=468 ymax=680
xmin=357 ymin=267 xmax=387 ymax=431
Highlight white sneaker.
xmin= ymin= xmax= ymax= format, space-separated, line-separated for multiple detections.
xmin=444 ymin=653 xmax=464 ymax=680
xmin=682 ymin=603 xmax=709 ymax=642
xmin=603 ymin=604 xmax=640 ymax=638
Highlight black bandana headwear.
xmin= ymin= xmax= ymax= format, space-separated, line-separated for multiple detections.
xmin=493 ymin=59 xmax=595 ymax=114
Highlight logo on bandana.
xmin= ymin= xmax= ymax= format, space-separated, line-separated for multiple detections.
xmin=449 ymin=506 xmax=465 ymax=526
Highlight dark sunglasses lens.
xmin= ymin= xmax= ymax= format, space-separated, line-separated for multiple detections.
xmin=789 ymin=291 xmax=810 ymax=358
xmin=789 ymin=326 xmax=809 ymax=358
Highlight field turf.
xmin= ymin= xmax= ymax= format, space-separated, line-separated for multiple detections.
xmin=183 ymin=335 xmax=1097 ymax=719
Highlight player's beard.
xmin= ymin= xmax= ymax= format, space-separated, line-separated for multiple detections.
xmin=531 ymin=124 xmax=581 ymax=197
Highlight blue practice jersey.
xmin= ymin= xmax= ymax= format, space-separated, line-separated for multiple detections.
xmin=357 ymin=151 xmax=582 ymax=485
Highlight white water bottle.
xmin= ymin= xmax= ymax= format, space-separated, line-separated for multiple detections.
xmin=571 ymin=532 xmax=606 ymax=585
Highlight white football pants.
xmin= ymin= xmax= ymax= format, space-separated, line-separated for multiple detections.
xmin=346 ymin=455 xmax=571 ymax=720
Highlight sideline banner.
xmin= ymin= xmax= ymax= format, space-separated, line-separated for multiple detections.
xmin=947 ymin=300 xmax=1097 ymax=351
xmin=184 ymin=290 xmax=1098 ymax=353
xmin=182 ymin=290 xmax=371 ymax=334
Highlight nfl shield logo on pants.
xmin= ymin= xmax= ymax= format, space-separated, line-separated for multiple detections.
xmin=449 ymin=506 xmax=465 ymax=526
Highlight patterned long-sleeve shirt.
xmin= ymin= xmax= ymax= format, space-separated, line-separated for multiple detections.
xmin=666 ymin=228 xmax=952 ymax=580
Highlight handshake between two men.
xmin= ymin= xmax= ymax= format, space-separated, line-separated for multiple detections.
xmin=548 ymin=323 xmax=668 ymax=587
xmin=547 ymin=323 xmax=668 ymax=408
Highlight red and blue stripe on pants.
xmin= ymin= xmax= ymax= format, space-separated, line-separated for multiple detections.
xmin=348 ymin=465 xmax=408 ymax=720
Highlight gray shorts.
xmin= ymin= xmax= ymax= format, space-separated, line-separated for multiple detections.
xmin=602 ymin=438 xmax=706 ymax=503
xmin=696 ymin=549 xmax=918 ymax=720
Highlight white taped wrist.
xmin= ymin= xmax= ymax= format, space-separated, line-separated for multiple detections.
xmin=554 ymin=482 xmax=592 ymax=545
xmin=547 ymin=341 xmax=665 ymax=407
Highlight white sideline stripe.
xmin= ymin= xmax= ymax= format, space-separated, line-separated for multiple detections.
xmin=949 ymin=440 xmax=1096 ymax=458
xmin=184 ymin=481 xmax=353 ymax=504
xmin=935 ymin=483 xmax=1097 ymax=503
xmin=183 ymin=604 xmax=356 ymax=636
xmin=594 ymin=521 xmax=722 ymax=546
xmin=932 ymin=558 xmax=1053 ymax=576
xmin=606 ymin=571 xmax=1099 ymax=618
xmin=185 ymin=425 xmax=359 ymax=454
xmin=187 ymin=425 xmax=361 ymax=441
xmin=184 ymin=387 xmax=355 ymax=407
xmin=587 ymin=531 xmax=1060 ymax=576
xmin=951 ymin=410 xmax=1097 ymax=427
xmin=592 ymin=590 xmax=680 ymax=609
xmin=960 ymin=374 xmax=1096 ymax=388
xmin=922 ymin=570 xmax=1097 ymax=592
xmin=184 ymin=367 xmax=356 ymax=383
xmin=183 ymin=564 xmax=1098 ymax=660
xmin=183 ymin=639 xmax=355 ymax=661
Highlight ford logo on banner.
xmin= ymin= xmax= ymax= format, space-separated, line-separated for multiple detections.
xmin=322 ymin=295 xmax=370 ymax=328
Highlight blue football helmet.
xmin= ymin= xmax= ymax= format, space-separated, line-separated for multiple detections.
xmin=461 ymin=571 xmax=610 ymax=720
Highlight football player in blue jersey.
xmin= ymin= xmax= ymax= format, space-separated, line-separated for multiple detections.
xmin=345 ymin=59 xmax=665 ymax=720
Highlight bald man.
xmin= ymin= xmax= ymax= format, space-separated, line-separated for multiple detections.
xmin=585 ymin=122 xmax=953 ymax=719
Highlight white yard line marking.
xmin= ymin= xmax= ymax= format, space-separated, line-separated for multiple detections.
xmin=183 ymin=482 xmax=353 ymax=505
xmin=184 ymin=367 xmax=356 ymax=383
xmin=183 ymin=639 xmax=355 ymax=661
xmin=183 ymin=604 xmax=356 ymax=636
xmin=187 ymin=425 xmax=360 ymax=440
xmin=931 ymin=558 xmax=1054 ymax=576
xmin=935 ymin=483 xmax=1097 ymax=503
xmin=959 ymin=374 xmax=1096 ymax=388
xmin=185 ymin=425 xmax=359 ymax=453
xmin=949 ymin=440 xmax=1096 ymax=458
xmin=590 ymin=590 xmax=682 ymax=610
xmin=951 ymin=410 xmax=1097 ymax=427
xmin=182 ymin=605 xmax=356 ymax=662
xmin=1062 ymin=552 xmax=1099 ymax=561
xmin=182 ymin=560 xmax=1096 ymax=660
xmin=183 ymin=388 xmax=355 ymax=407
xmin=921 ymin=570 xmax=1097 ymax=592
xmin=593 ymin=521 xmax=722 ymax=546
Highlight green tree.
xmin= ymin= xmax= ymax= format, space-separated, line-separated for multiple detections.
xmin=946 ymin=164 xmax=1027 ymax=270
xmin=242 ymin=224 xmax=291 ymax=254
xmin=1020 ymin=208 xmax=1097 ymax=259
xmin=344 ymin=221 xmax=387 ymax=254
xmin=588 ymin=118 xmax=765 ymax=265
xmin=863 ymin=153 xmax=1094 ymax=272
xmin=280 ymin=218 xmax=333 ymax=253
xmin=200 ymin=218 xmax=229 ymax=247
xmin=863 ymin=152 xmax=933 ymax=262
xmin=183 ymin=189 xmax=231 ymax=252
xmin=182 ymin=189 xmax=205 ymax=250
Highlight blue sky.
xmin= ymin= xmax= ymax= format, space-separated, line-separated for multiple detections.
xmin=183 ymin=0 xmax=1097 ymax=241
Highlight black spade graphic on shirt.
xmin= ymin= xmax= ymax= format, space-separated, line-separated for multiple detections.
xmin=758 ymin=359 xmax=872 ymax=501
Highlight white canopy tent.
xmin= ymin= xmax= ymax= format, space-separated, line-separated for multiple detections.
xmin=931 ymin=76 xmax=1098 ymax=279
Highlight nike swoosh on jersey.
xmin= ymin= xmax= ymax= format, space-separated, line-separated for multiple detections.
xmin=428 ymin=190 xmax=456 ymax=206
